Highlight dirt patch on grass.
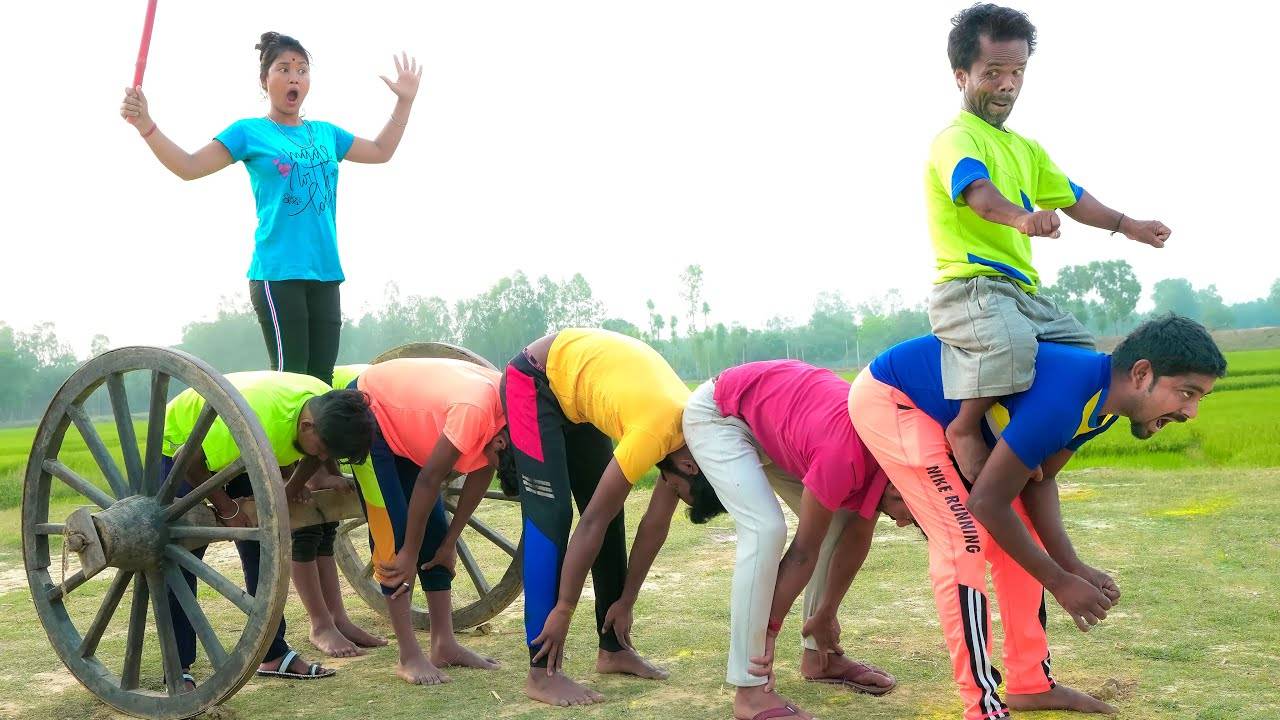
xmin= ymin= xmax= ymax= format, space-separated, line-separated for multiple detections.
xmin=201 ymin=541 xmax=244 ymax=570
xmin=1058 ymin=482 xmax=1097 ymax=501
xmin=32 ymin=669 xmax=79 ymax=697
xmin=1092 ymin=676 xmax=1138 ymax=702
xmin=0 ymin=566 xmax=26 ymax=594
xmin=643 ymin=570 xmax=687 ymax=593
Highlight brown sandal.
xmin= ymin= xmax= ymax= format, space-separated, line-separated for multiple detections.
xmin=749 ymin=704 xmax=804 ymax=720
xmin=804 ymin=659 xmax=896 ymax=696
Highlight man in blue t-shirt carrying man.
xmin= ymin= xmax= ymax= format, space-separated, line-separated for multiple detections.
xmin=849 ymin=315 xmax=1226 ymax=720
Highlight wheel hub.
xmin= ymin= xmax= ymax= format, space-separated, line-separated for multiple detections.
xmin=73 ymin=496 xmax=169 ymax=572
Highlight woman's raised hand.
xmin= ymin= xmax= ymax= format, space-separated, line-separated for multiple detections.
xmin=380 ymin=52 xmax=422 ymax=102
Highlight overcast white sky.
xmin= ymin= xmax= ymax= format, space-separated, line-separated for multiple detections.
xmin=3 ymin=1 xmax=1275 ymax=355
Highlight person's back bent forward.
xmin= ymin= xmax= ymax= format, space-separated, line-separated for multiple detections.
xmin=850 ymin=315 xmax=1225 ymax=719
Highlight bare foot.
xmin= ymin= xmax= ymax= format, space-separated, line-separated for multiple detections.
xmin=734 ymin=684 xmax=813 ymax=720
xmin=310 ymin=625 xmax=364 ymax=658
xmin=800 ymin=649 xmax=896 ymax=695
xmin=526 ymin=668 xmax=605 ymax=707
xmin=596 ymin=647 xmax=669 ymax=680
xmin=396 ymin=652 xmax=452 ymax=686
xmin=945 ymin=420 xmax=991 ymax=482
xmin=431 ymin=641 xmax=500 ymax=670
xmin=179 ymin=669 xmax=195 ymax=694
xmin=335 ymin=616 xmax=388 ymax=648
xmin=1007 ymin=683 xmax=1118 ymax=714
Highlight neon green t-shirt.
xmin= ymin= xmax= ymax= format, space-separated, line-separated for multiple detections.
xmin=925 ymin=111 xmax=1083 ymax=292
xmin=331 ymin=364 xmax=369 ymax=390
xmin=163 ymin=371 xmax=330 ymax=472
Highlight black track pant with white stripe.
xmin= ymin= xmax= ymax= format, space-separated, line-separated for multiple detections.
xmin=249 ymin=279 xmax=342 ymax=553
xmin=248 ymin=279 xmax=341 ymax=386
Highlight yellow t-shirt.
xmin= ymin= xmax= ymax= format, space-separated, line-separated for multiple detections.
xmin=545 ymin=328 xmax=689 ymax=483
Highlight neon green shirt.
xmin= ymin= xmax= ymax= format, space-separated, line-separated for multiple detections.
xmin=331 ymin=364 xmax=369 ymax=390
xmin=163 ymin=371 xmax=330 ymax=471
xmin=925 ymin=111 xmax=1083 ymax=292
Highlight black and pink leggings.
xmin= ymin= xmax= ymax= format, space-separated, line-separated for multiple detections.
xmin=501 ymin=350 xmax=628 ymax=666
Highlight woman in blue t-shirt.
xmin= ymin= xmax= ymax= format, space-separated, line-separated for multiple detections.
xmin=120 ymin=31 xmax=420 ymax=385
xmin=119 ymin=30 xmax=420 ymax=682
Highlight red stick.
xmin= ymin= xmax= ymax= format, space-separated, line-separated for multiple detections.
xmin=132 ymin=0 xmax=159 ymax=88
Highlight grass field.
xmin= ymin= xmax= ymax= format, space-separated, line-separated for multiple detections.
xmin=0 ymin=349 xmax=1277 ymax=719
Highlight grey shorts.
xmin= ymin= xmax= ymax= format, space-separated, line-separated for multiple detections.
xmin=928 ymin=276 xmax=1094 ymax=400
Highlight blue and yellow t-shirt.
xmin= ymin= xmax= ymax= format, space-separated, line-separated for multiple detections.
xmin=926 ymin=111 xmax=1083 ymax=292
xmin=869 ymin=336 xmax=1117 ymax=469
xmin=215 ymin=118 xmax=355 ymax=282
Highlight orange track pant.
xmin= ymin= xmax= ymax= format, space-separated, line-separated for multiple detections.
xmin=850 ymin=369 xmax=1054 ymax=720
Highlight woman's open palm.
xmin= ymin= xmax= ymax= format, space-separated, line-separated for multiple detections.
xmin=380 ymin=52 xmax=422 ymax=102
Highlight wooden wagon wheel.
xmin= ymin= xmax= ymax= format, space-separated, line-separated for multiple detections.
xmin=22 ymin=347 xmax=290 ymax=720
xmin=333 ymin=342 xmax=523 ymax=631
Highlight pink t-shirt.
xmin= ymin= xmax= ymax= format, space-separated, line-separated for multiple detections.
xmin=714 ymin=360 xmax=888 ymax=518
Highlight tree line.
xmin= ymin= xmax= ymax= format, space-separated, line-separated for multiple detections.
xmin=3 ymin=262 xmax=1278 ymax=422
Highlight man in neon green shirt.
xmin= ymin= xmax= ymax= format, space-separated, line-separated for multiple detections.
xmin=163 ymin=370 xmax=376 ymax=685
xmin=927 ymin=4 xmax=1171 ymax=488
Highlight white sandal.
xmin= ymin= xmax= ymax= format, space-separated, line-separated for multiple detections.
xmin=255 ymin=649 xmax=336 ymax=680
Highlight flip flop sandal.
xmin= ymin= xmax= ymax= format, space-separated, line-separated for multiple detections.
xmin=746 ymin=703 xmax=805 ymax=720
xmin=163 ymin=672 xmax=197 ymax=693
xmin=738 ymin=703 xmax=805 ymax=720
xmin=804 ymin=663 xmax=897 ymax=696
xmin=255 ymin=649 xmax=337 ymax=680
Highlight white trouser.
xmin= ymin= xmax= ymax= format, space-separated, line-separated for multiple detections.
xmin=683 ymin=379 xmax=852 ymax=687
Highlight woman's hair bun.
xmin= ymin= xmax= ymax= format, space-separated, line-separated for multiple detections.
xmin=255 ymin=31 xmax=281 ymax=56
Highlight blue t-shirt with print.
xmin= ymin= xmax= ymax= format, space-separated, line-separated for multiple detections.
xmin=216 ymin=118 xmax=355 ymax=281
xmin=868 ymin=335 xmax=1119 ymax=469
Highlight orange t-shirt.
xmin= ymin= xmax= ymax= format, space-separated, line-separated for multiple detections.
xmin=356 ymin=358 xmax=505 ymax=473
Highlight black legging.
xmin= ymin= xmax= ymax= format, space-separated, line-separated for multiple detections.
xmin=501 ymin=350 xmax=628 ymax=666
xmin=248 ymin=279 xmax=341 ymax=386
xmin=249 ymin=278 xmax=341 ymax=555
